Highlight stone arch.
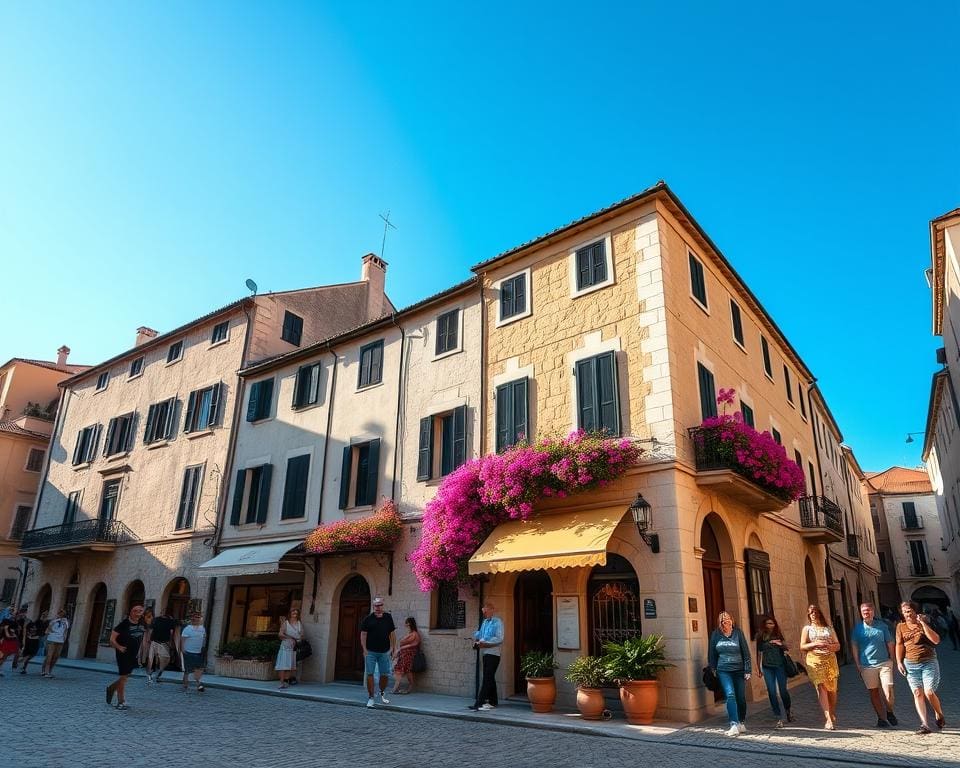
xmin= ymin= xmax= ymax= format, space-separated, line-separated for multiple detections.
xmin=161 ymin=577 xmax=191 ymax=621
xmin=123 ymin=579 xmax=145 ymax=614
xmin=911 ymin=585 xmax=950 ymax=612
xmin=333 ymin=573 xmax=371 ymax=682
xmin=699 ymin=512 xmax=738 ymax=630
xmin=83 ymin=582 xmax=107 ymax=658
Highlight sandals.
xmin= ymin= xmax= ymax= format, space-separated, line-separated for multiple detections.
xmin=197 ymin=684 xmax=205 ymax=692
xmin=279 ymin=682 xmax=289 ymax=689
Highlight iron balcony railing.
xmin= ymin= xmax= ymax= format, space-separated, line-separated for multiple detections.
xmin=687 ymin=426 xmax=795 ymax=502
xmin=900 ymin=515 xmax=924 ymax=531
xmin=20 ymin=518 xmax=137 ymax=552
xmin=846 ymin=534 xmax=860 ymax=559
xmin=909 ymin=563 xmax=933 ymax=577
xmin=798 ymin=495 xmax=845 ymax=537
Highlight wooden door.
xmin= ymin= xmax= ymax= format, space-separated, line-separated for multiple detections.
xmin=84 ymin=585 xmax=107 ymax=658
xmin=335 ymin=576 xmax=370 ymax=681
xmin=514 ymin=570 xmax=553 ymax=695
xmin=702 ymin=562 xmax=725 ymax=701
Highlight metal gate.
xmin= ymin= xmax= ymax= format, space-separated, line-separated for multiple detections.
xmin=590 ymin=580 xmax=641 ymax=653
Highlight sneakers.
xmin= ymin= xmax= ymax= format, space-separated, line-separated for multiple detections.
xmin=146 ymin=674 xmax=154 ymax=684
xmin=786 ymin=710 xmax=795 ymax=723
xmin=115 ymin=703 xmax=129 ymax=711
xmin=366 ymin=697 xmax=375 ymax=708
xmin=916 ymin=726 xmax=932 ymax=735
xmin=775 ymin=719 xmax=784 ymax=729
xmin=379 ymin=691 xmax=390 ymax=704
xmin=737 ymin=722 xmax=746 ymax=734
xmin=887 ymin=711 xmax=898 ymax=726
xmin=877 ymin=719 xmax=891 ymax=728
xmin=479 ymin=703 xmax=496 ymax=711
xmin=725 ymin=725 xmax=740 ymax=737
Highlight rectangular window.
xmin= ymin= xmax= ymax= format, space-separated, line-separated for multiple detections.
xmin=281 ymin=454 xmax=310 ymax=520
xmin=358 ymin=340 xmax=384 ymax=388
xmin=740 ymin=402 xmax=755 ymax=427
xmin=104 ymin=413 xmax=136 ymax=456
xmin=229 ymin=464 xmax=274 ymax=525
xmin=878 ymin=551 xmax=887 ymax=573
xmin=129 ymin=356 xmax=144 ymax=378
xmin=72 ymin=424 xmax=101 ymax=465
xmin=224 ymin=584 xmax=302 ymax=642
xmin=783 ymin=366 xmax=794 ymax=403
xmin=99 ymin=479 xmax=122 ymax=521
xmin=338 ymin=439 xmax=381 ymax=509
xmin=744 ymin=549 xmax=772 ymax=635
xmin=175 ymin=465 xmax=203 ymax=530
xmin=761 ymin=335 xmax=772 ymax=378
xmin=807 ymin=462 xmax=817 ymax=496
xmin=901 ymin=501 xmax=919 ymax=529
xmin=730 ymin=300 xmax=744 ymax=346
xmin=281 ymin=311 xmax=303 ymax=346
xmin=95 ymin=371 xmax=109 ymax=391
xmin=10 ymin=505 xmax=32 ymax=540
xmin=433 ymin=581 xmax=461 ymax=630
xmin=211 ymin=321 xmax=229 ymax=344
xmin=246 ymin=379 xmax=274 ymax=422
xmin=144 ymin=397 xmax=177 ymax=444
xmin=167 ymin=341 xmax=183 ymax=364
xmin=417 ymin=407 xmax=467 ymax=481
xmin=63 ymin=490 xmax=82 ymax=524
xmin=435 ymin=309 xmax=460 ymax=355
xmin=909 ymin=539 xmax=929 ymax=575
xmin=794 ymin=449 xmax=802 ymax=470
xmin=25 ymin=447 xmax=45 ymax=472
xmin=292 ymin=362 xmax=322 ymax=408
xmin=575 ymin=240 xmax=607 ymax=291
xmin=697 ymin=363 xmax=717 ymax=421
xmin=772 ymin=427 xmax=782 ymax=445
xmin=575 ymin=352 xmax=620 ymax=435
xmin=496 ymin=378 xmax=529 ymax=452
xmin=798 ymin=385 xmax=807 ymax=418
xmin=184 ymin=383 xmax=223 ymax=433
xmin=500 ymin=273 xmax=527 ymax=321
xmin=689 ymin=252 xmax=708 ymax=308
xmin=0 ymin=579 xmax=15 ymax=603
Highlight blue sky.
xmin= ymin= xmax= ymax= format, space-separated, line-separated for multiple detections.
xmin=1 ymin=3 xmax=956 ymax=471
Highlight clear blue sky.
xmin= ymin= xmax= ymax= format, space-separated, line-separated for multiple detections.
xmin=1 ymin=3 xmax=956 ymax=471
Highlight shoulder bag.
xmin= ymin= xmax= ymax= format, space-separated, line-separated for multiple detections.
xmin=411 ymin=648 xmax=427 ymax=673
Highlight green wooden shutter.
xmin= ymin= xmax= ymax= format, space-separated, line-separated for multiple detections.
xmin=281 ymin=455 xmax=310 ymax=520
xmin=144 ymin=404 xmax=157 ymax=443
xmin=246 ymin=382 xmax=261 ymax=422
xmin=514 ymin=275 xmax=526 ymax=315
xmin=576 ymin=358 xmax=597 ymax=431
xmin=184 ymin=391 xmax=197 ymax=433
xmin=164 ymin=397 xmax=177 ymax=439
xmin=256 ymin=464 xmax=273 ymax=524
xmin=452 ymin=406 xmax=466 ymax=469
xmin=495 ymin=385 xmax=509 ymax=452
xmin=364 ymin=439 xmax=380 ymax=506
xmin=512 ymin=377 xmax=528 ymax=444
xmin=371 ymin=342 xmax=383 ymax=384
xmin=90 ymin=424 xmax=102 ymax=460
xmin=72 ymin=431 xmax=83 ymax=465
xmin=417 ymin=417 xmax=433 ymax=481
xmin=338 ymin=446 xmax=352 ymax=509
xmin=230 ymin=469 xmax=246 ymax=525
xmin=104 ymin=418 xmax=117 ymax=456
xmin=208 ymin=382 xmax=223 ymax=427
xmin=697 ymin=363 xmax=717 ymax=420
xmin=501 ymin=280 xmax=514 ymax=319
xmin=258 ymin=379 xmax=273 ymax=420
xmin=596 ymin=352 xmax=620 ymax=435
xmin=293 ymin=366 xmax=305 ymax=407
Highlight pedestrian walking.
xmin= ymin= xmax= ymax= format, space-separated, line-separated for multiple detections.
xmin=468 ymin=601 xmax=504 ymax=712
xmin=146 ymin=609 xmax=179 ymax=684
xmin=0 ymin=611 xmax=18 ymax=675
xmin=850 ymin=601 xmax=898 ymax=728
xmin=139 ymin=608 xmax=154 ymax=668
xmin=106 ymin=604 xmax=145 ymax=711
xmin=391 ymin=616 xmax=422 ymax=694
xmin=360 ymin=598 xmax=395 ymax=707
xmin=41 ymin=609 xmax=70 ymax=678
xmin=800 ymin=604 xmax=841 ymax=730
xmin=9 ymin=607 xmax=27 ymax=671
xmin=179 ymin=612 xmax=207 ymax=693
xmin=896 ymin=600 xmax=946 ymax=735
xmin=275 ymin=608 xmax=303 ymax=690
xmin=754 ymin=614 xmax=792 ymax=727
xmin=708 ymin=611 xmax=751 ymax=737
xmin=18 ymin=611 xmax=46 ymax=675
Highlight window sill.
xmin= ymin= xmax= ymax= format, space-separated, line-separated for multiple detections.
xmin=145 ymin=440 xmax=170 ymax=451
xmin=764 ymin=372 xmax=774 ymax=383
xmin=209 ymin=339 xmax=230 ymax=350
xmin=247 ymin=417 xmax=273 ymax=425
xmin=278 ymin=516 xmax=307 ymax=525
xmin=356 ymin=381 xmax=384 ymax=393
xmin=72 ymin=462 xmax=92 ymax=471
xmin=344 ymin=504 xmax=375 ymax=515
xmin=570 ymin=279 xmax=614 ymax=300
xmin=787 ymin=400 xmax=796 ymax=409
xmin=165 ymin=358 xmax=182 ymax=368
xmin=127 ymin=373 xmax=143 ymax=382
xmin=495 ymin=309 xmax=531 ymax=328
xmin=186 ymin=429 xmax=214 ymax=440
xmin=171 ymin=527 xmax=195 ymax=535
xmin=690 ymin=294 xmax=710 ymax=315
xmin=732 ymin=339 xmax=747 ymax=354
xmin=105 ymin=451 xmax=130 ymax=462
xmin=93 ymin=387 xmax=107 ymax=395
xmin=291 ymin=401 xmax=322 ymax=413
xmin=432 ymin=347 xmax=463 ymax=362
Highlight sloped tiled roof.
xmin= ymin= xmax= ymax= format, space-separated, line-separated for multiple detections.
xmin=0 ymin=420 xmax=50 ymax=441
xmin=864 ymin=467 xmax=932 ymax=495
xmin=0 ymin=357 xmax=90 ymax=375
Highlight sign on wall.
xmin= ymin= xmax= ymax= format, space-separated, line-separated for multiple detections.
xmin=556 ymin=595 xmax=580 ymax=650
xmin=644 ymin=598 xmax=657 ymax=619
xmin=99 ymin=599 xmax=117 ymax=645
xmin=455 ymin=600 xmax=466 ymax=629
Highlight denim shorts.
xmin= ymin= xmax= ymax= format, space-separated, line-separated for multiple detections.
xmin=364 ymin=650 xmax=392 ymax=677
xmin=904 ymin=659 xmax=940 ymax=692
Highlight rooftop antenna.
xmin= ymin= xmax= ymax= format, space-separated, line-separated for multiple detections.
xmin=245 ymin=278 xmax=258 ymax=296
xmin=379 ymin=211 xmax=397 ymax=259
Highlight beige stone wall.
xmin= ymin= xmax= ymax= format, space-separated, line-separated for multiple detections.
xmin=0 ymin=361 xmax=66 ymax=422
xmin=0 ymin=431 xmax=48 ymax=558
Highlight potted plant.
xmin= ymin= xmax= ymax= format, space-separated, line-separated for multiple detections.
xmin=520 ymin=650 xmax=559 ymax=713
xmin=602 ymin=635 xmax=672 ymax=725
xmin=214 ymin=637 xmax=282 ymax=681
xmin=565 ymin=655 xmax=609 ymax=720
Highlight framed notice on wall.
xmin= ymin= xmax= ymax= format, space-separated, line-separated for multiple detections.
xmin=556 ymin=595 xmax=580 ymax=650
xmin=99 ymin=599 xmax=116 ymax=646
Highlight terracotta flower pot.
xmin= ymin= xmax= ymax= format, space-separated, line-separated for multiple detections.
xmin=619 ymin=679 xmax=659 ymax=724
xmin=576 ymin=687 xmax=606 ymax=720
xmin=526 ymin=676 xmax=557 ymax=713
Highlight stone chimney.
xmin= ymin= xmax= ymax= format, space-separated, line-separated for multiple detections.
xmin=361 ymin=253 xmax=388 ymax=320
xmin=56 ymin=345 xmax=70 ymax=367
xmin=135 ymin=326 xmax=158 ymax=347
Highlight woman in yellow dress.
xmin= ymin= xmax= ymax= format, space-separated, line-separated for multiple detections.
xmin=800 ymin=604 xmax=841 ymax=729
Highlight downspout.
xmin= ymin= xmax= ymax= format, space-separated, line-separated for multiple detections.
xmin=807 ymin=384 xmax=826 ymax=500
xmin=391 ymin=313 xmax=405 ymax=501
xmin=316 ymin=342 xmax=338 ymax=523
xmin=479 ymin=278 xmax=488 ymax=456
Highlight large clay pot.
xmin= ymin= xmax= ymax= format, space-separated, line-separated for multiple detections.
xmin=619 ymin=679 xmax=659 ymax=724
xmin=576 ymin=687 xmax=606 ymax=720
xmin=526 ymin=676 xmax=557 ymax=713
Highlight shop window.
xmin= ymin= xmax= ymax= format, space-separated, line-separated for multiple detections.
xmin=225 ymin=584 xmax=302 ymax=641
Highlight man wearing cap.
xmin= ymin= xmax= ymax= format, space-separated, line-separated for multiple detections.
xmin=360 ymin=597 xmax=396 ymax=708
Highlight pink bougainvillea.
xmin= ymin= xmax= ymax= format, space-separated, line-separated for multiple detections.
xmin=409 ymin=431 xmax=642 ymax=591
xmin=305 ymin=499 xmax=402 ymax=554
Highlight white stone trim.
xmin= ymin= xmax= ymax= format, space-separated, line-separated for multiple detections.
xmin=568 ymin=233 xmax=615 ymax=299
xmin=431 ymin=305 xmax=465 ymax=361
xmin=493 ymin=267 xmax=533 ymax=327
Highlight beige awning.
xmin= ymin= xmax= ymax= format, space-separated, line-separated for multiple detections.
xmin=197 ymin=540 xmax=303 ymax=578
xmin=467 ymin=506 xmax=626 ymax=575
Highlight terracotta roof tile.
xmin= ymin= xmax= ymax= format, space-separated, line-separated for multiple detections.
xmin=865 ymin=466 xmax=932 ymax=495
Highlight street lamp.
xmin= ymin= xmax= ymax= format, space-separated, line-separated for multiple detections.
xmin=628 ymin=494 xmax=660 ymax=553
xmin=905 ymin=432 xmax=925 ymax=444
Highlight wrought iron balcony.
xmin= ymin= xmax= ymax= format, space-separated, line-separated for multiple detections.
xmin=846 ymin=533 xmax=860 ymax=559
xmin=909 ymin=563 xmax=933 ymax=577
xmin=798 ymin=495 xmax=844 ymax=544
xmin=20 ymin=518 xmax=137 ymax=555
xmin=900 ymin=515 xmax=924 ymax=531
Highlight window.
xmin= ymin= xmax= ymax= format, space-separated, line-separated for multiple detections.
xmin=129 ymin=357 xmax=144 ymax=378
xmin=783 ymin=366 xmax=794 ymax=403
xmin=10 ymin=505 xmax=31 ymax=540
xmin=730 ymin=300 xmax=744 ymax=346
xmin=771 ymin=427 xmax=782 ymax=445
xmin=744 ymin=548 xmax=772 ymax=635
xmin=417 ymin=407 xmax=467 ymax=481
xmin=225 ymin=584 xmax=302 ymax=641
xmin=63 ymin=490 xmax=82 ymax=525
xmin=104 ymin=413 xmax=136 ymax=456
xmin=95 ymin=371 xmax=109 ymax=392
xmin=184 ymin=383 xmax=223 ymax=433
xmin=211 ymin=321 xmax=229 ymax=344
xmin=435 ymin=309 xmax=460 ymax=356
xmin=697 ymin=363 xmax=717 ymax=420
xmin=338 ymin=439 xmax=380 ymax=509
xmin=760 ymin=335 xmax=772 ymax=378
xmin=246 ymin=379 xmax=274 ymax=422
xmin=25 ymin=448 xmax=45 ymax=472
xmin=575 ymin=240 xmax=608 ymax=291
xmin=281 ymin=311 xmax=303 ymax=346
xmin=293 ymin=363 xmax=322 ymax=408
xmin=167 ymin=341 xmax=183 ymax=364
xmin=574 ymin=352 xmax=620 ymax=434
xmin=807 ymin=462 xmax=817 ymax=496
xmin=72 ymin=424 xmax=101 ymax=465
xmin=281 ymin=454 xmax=310 ymax=520
xmin=99 ymin=479 xmax=122 ymax=520
xmin=901 ymin=501 xmax=919 ymax=529
xmin=689 ymin=252 xmax=708 ymax=308
xmin=500 ymin=273 xmax=527 ymax=321
xmin=433 ymin=581 xmax=461 ymax=630
xmin=144 ymin=397 xmax=177 ymax=444
xmin=175 ymin=465 xmax=203 ymax=530
xmin=496 ymin=378 xmax=528 ymax=452
xmin=909 ymin=539 xmax=929 ymax=575
xmin=878 ymin=551 xmax=887 ymax=573
xmin=358 ymin=340 xmax=384 ymax=388
xmin=740 ymin=402 xmax=755 ymax=427
xmin=798 ymin=385 xmax=807 ymax=418
xmin=0 ymin=579 xmax=15 ymax=604
xmin=794 ymin=449 xmax=802 ymax=471
xmin=230 ymin=464 xmax=274 ymax=525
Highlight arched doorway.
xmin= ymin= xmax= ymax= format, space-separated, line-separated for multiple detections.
xmin=912 ymin=586 xmax=950 ymax=613
xmin=700 ymin=515 xmax=733 ymax=630
xmin=124 ymin=580 xmax=145 ymax=614
xmin=62 ymin=570 xmax=81 ymax=654
xmin=84 ymin=584 xmax=107 ymax=658
xmin=163 ymin=578 xmax=191 ymax=621
xmin=587 ymin=554 xmax=641 ymax=656
xmin=804 ymin=557 xmax=818 ymax=606
xmin=36 ymin=584 xmax=52 ymax=618
xmin=335 ymin=575 xmax=370 ymax=681
xmin=514 ymin=570 xmax=553 ymax=695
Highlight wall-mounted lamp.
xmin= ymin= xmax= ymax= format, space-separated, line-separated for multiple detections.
xmin=629 ymin=493 xmax=660 ymax=553
xmin=905 ymin=432 xmax=925 ymax=444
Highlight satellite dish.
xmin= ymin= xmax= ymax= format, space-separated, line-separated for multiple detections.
xmin=245 ymin=279 xmax=258 ymax=295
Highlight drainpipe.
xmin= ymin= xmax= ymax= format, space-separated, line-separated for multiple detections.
xmin=478 ymin=279 xmax=488 ymax=456
xmin=316 ymin=342 xmax=338 ymax=524
xmin=390 ymin=313 xmax=405 ymax=501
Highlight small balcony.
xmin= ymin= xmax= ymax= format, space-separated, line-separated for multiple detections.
xmin=20 ymin=518 xmax=137 ymax=556
xmin=900 ymin=515 xmax=924 ymax=531
xmin=798 ymin=496 xmax=845 ymax=544
xmin=909 ymin=563 xmax=933 ymax=577
xmin=846 ymin=533 xmax=860 ymax=559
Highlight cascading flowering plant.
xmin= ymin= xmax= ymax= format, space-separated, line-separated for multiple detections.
xmin=409 ymin=430 xmax=642 ymax=591
xmin=694 ymin=387 xmax=806 ymax=501
xmin=304 ymin=499 xmax=402 ymax=554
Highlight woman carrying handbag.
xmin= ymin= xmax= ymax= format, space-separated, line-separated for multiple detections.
xmin=275 ymin=608 xmax=303 ymax=690
xmin=755 ymin=614 xmax=793 ymax=727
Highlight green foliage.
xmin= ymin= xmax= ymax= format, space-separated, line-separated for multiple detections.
xmin=215 ymin=636 xmax=282 ymax=661
xmin=520 ymin=650 xmax=558 ymax=678
xmin=565 ymin=655 xmax=610 ymax=688
xmin=601 ymin=635 xmax=672 ymax=683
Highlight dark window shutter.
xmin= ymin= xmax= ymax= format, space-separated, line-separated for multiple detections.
xmin=452 ymin=406 xmax=466 ymax=469
xmin=164 ymin=398 xmax=177 ymax=438
xmin=576 ymin=358 xmax=597 ymax=431
xmin=308 ymin=364 xmax=321 ymax=405
xmin=592 ymin=242 xmax=606 ymax=283
xmin=256 ymin=464 xmax=273 ymax=525
xmin=359 ymin=348 xmax=370 ymax=387
xmin=73 ymin=431 xmax=84 ymax=465
xmin=514 ymin=275 xmax=526 ymax=315
xmin=364 ymin=439 xmax=380 ymax=506
xmin=741 ymin=402 xmax=755 ymax=427
xmin=417 ymin=417 xmax=434 ymax=481
xmin=258 ymin=380 xmax=273 ymax=420
xmin=209 ymin=382 xmax=223 ymax=426
xmin=371 ymin=343 xmax=383 ymax=383
xmin=501 ymin=279 xmax=514 ymax=319
xmin=338 ymin=447 xmax=352 ymax=510
xmin=697 ymin=363 xmax=717 ymax=420
xmin=247 ymin=383 xmax=261 ymax=422
xmin=90 ymin=424 xmax=102 ymax=461
xmin=230 ymin=469 xmax=246 ymax=525
xmin=293 ymin=366 xmax=306 ymax=407
xmin=577 ymin=249 xmax=591 ymax=290
xmin=281 ymin=455 xmax=310 ymax=520
xmin=104 ymin=418 xmax=117 ymax=456
xmin=125 ymin=413 xmax=137 ymax=451
xmin=730 ymin=300 xmax=744 ymax=344
xmin=185 ymin=391 xmax=198 ymax=433
xmin=512 ymin=378 xmax=528 ymax=445
xmin=144 ymin=404 xmax=157 ymax=443
xmin=495 ymin=385 xmax=510 ymax=452
xmin=596 ymin=352 xmax=619 ymax=435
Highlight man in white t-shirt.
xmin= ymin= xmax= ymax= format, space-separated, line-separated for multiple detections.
xmin=178 ymin=612 xmax=207 ymax=693
xmin=42 ymin=609 xmax=70 ymax=678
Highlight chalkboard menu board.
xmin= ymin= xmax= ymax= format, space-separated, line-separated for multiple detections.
xmin=99 ymin=599 xmax=117 ymax=645
xmin=455 ymin=601 xmax=466 ymax=629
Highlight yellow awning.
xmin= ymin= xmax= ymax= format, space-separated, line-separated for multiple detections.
xmin=468 ymin=506 xmax=626 ymax=575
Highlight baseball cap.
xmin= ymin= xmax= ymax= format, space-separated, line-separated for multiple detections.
xmin=372 ymin=597 xmax=384 ymax=606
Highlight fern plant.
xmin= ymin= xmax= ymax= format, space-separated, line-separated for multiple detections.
xmin=601 ymin=635 xmax=672 ymax=683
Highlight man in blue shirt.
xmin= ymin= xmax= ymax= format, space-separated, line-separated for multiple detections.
xmin=468 ymin=601 xmax=503 ymax=711
xmin=850 ymin=602 xmax=897 ymax=727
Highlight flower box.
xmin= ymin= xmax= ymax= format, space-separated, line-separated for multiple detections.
xmin=214 ymin=657 xmax=277 ymax=681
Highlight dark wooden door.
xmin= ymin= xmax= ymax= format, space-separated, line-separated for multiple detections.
xmin=702 ymin=561 xmax=725 ymax=701
xmin=84 ymin=585 xmax=107 ymax=658
xmin=514 ymin=570 xmax=553 ymax=695
xmin=335 ymin=576 xmax=370 ymax=681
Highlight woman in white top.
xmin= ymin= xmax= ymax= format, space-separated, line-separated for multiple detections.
xmin=179 ymin=612 xmax=207 ymax=693
xmin=275 ymin=608 xmax=303 ymax=689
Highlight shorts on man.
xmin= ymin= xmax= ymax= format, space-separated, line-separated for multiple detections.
xmin=860 ymin=660 xmax=894 ymax=690
xmin=364 ymin=650 xmax=392 ymax=677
